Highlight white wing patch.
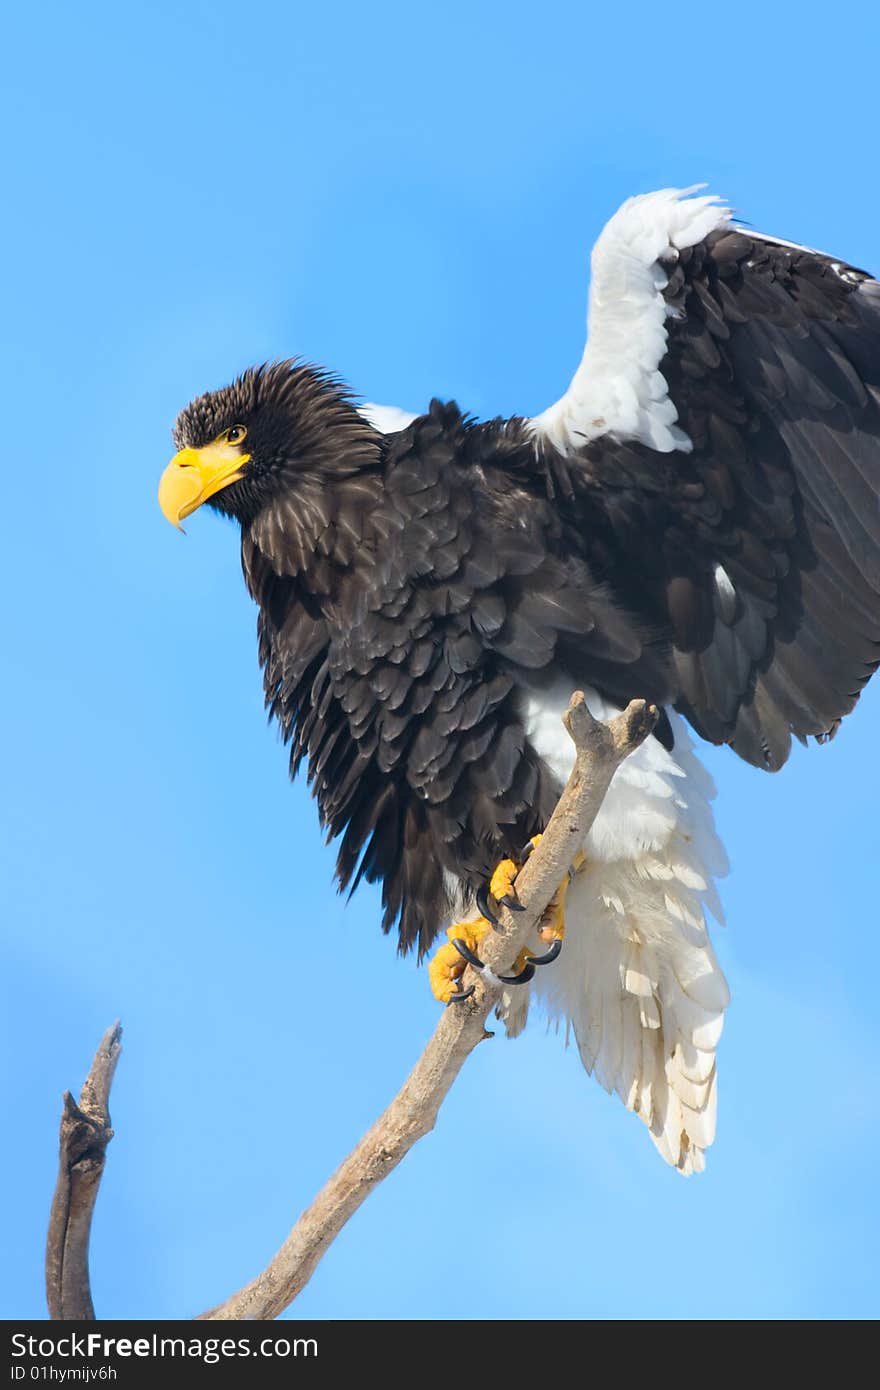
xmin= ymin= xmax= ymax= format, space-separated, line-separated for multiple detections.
xmin=530 ymin=187 xmax=731 ymax=456
xmin=510 ymin=683 xmax=730 ymax=1175
xmin=358 ymin=402 xmax=419 ymax=434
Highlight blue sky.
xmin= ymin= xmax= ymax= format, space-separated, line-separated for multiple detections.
xmin=3 ymin=0 xmax=879 ymax=1321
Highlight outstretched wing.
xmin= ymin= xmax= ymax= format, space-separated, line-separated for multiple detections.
xmin=532 ymin=188 xmax=880 ymax=768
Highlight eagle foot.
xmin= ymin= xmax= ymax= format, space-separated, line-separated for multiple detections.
xmin=428 ymin=917 xmax=494 ymax=1004
xmin=485 ymin=835 xmax=574 ymax=943
xmin=452 ymin=929 xmax=563 ymax=989
xmin=427 ymin=915 xmax=564 ymax=1005
xmin=428 ymin=841 xmax=576 ymax=1004
xmin=475 ymin=839 xmax=543 ymax=926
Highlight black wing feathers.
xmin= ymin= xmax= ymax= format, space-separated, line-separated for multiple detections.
xmin=571 ymin=230 xmax=880 ymax=769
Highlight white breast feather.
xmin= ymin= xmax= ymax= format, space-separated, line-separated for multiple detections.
xmin=529 ymin=187 xmax=732 ymax=456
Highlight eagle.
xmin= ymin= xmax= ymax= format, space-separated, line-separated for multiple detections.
xmin=159 ymin=188 xmax=880 ymax=1175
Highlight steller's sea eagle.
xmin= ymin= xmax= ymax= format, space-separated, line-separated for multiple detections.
xmin=158 ymin=188 xmax=880 ymax=1174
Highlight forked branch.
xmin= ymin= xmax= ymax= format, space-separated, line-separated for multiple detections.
xmin=45 ymin=1021 xmax=122 ymax=1319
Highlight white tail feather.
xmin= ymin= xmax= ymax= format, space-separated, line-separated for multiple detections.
xmin=507 ymin=686 xmax=730 ymax=1174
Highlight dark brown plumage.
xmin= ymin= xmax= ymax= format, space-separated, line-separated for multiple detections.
xmin=168 ymin=220 xmax=880 ymax=957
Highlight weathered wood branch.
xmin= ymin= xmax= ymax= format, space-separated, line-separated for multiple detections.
xmin=199 ymin=693 xmax=657 ymax=1320
xmin=45 ymin=1020 xmax=122 ymax=1319
xmin=44 ymin=695 xmax=657 ymax=1321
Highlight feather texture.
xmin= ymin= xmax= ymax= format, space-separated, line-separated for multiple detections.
xmin=169 ymin=187 xmax=880 ymax=1173
xmin=530 ymin=187 xmax=732 ymax=454
xmin=507 ymin=685 xmax=728 ymax=1174
xmin=530 ymin=189 xmax=880 ymax=768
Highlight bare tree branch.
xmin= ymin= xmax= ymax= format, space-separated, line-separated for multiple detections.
xmin=199 ymin=693 xmax=658 ymax=1320
xmin=45 ymin=1021 xmax=122 ymax=1319
xmin=43 ymin=695 xmax=657 ymax=1321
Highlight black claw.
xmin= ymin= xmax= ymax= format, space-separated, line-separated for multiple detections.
xmin=451 ymin=938 xmax=485 ymax=970
xmin=498 ymin=961 xmax=537 ymax=986
xmin=476 ymin=883 xmax=500 ymax=927
xmin=476 ymin=882 xmax=524 ymax=924
xmin=527 ymin=938 xmax=563 ymax=967
xmin=498 ymin=937 xmax=563 ymax=986
xmin=518 ymin=838 xmax=537 ymax=863
xmin=448 ymin=984 xmax=475 ymax=1004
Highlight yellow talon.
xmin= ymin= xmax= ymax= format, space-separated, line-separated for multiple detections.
xmin=488 ymin=835 xmax=546 ymax=909
xmin=428 ymin=841 xmax=584 ymax=1002
xmin=510 ymin=945 xmax=534 ymax=975
xmin=428 ymin=916 xmax=493 ymax=1003
xmin=536 ymin=850 xmax=586 ymax=942
xmin=428 ymin=941 xmax=468 ymax=1003
xmin=539 ymin=885 xmax=568 ymax=943
xmin=488 ymin=857 xmax=518 ymax=903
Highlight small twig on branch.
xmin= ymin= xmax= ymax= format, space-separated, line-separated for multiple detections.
xmin=199 ymin=693 xmax=657 ymax=1320
xmin=45 ymin=1021 xmax=122 ymax=1320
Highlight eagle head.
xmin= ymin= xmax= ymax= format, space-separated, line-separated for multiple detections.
xmin=159 ymin=359 xmax=380 ymax=530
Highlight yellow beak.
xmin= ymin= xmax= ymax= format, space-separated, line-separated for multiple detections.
xmin=158 ymin=441 xmax=251 ymax=529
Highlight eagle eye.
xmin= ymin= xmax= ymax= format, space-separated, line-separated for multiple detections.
xmin=224 ymin=425 xmax=247 ymax=445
